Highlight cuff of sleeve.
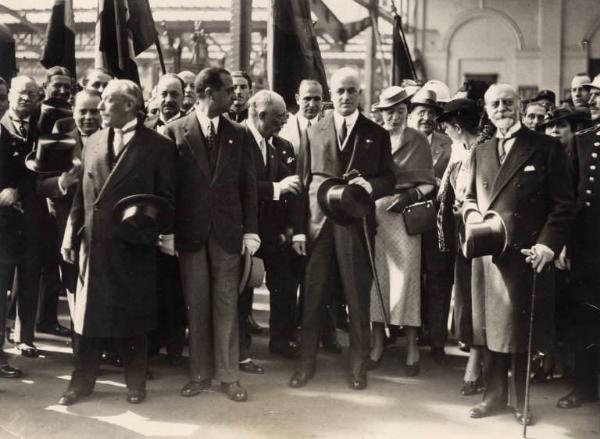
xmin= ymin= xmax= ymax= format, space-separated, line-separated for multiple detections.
xmin=292 ymin=234 xmax=306 ymax=242
xmin=243 ymin=233 xmax=261 ymax=244
xmin=273 ymin=182 xmax=281 ymax=201
xmin=58 ymin=177 xmax=69 ymax=195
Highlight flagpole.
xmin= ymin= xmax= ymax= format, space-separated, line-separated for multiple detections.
xmin=155 ymin=37 xmax=166 ymax=75
xmin=369 ymin=10 xmax=391 ymax=87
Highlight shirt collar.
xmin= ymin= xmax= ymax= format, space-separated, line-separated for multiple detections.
xmin=495 ymin=121 xmax=521 ymax=139
xmin=296 ymin=113 xmax=315 ymax=131
xmin=246 ymin=118 xmax=270 ymax=147
xmin=8 ymin=109 xmax=30 ymax=123
xmin=333 ymin=110 xmax=359 ymax=132
xmin=115 ymin=117 xmax=138 ymax=133
xmin=195 ymin=107 xmax=220 ymax=134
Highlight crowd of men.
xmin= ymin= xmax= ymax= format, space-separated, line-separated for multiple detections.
xmin=0 ymin=61 xmax=598 ymax=427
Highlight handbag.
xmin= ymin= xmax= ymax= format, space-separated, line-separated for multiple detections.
xmin=402 ymin=200 xmax=436 ymax=235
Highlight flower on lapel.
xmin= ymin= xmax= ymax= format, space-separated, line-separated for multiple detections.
xmin=228 ymin=139 xmax=233 ymax=144
xmin=287 ymin=157 xmax=294 ymax=164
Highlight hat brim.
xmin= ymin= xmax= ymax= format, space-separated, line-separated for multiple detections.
xmin=24 ymin=151 xmax=73 ymax=174
xmin=373 ymin=95 xmax=411 ymax=110
xmin=410 ymin=102 xmax=443 ymax=114
xmin=316 ymin=177 xmax=356 ymax=226
xmin=112 ymin=194 xmax=172 ymax=229
xmin=238 ymin=249 xmax=265 ymax=293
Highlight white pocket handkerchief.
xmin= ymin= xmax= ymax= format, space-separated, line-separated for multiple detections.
xmin=524 ymin=165 xmax=536 ymax=172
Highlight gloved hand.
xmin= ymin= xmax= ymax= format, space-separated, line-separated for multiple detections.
xmin=243 ymin=234 xmax=261 ymax=255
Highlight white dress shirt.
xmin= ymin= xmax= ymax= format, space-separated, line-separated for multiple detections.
xmin=495 ymin=121 xmax=522 ymax=159
xmin=333 ymin=110 xmax=359 ymax=150
xmin=113 ymin=118 xmax=138 ymax=157
xmin=246 ymin=118 xmax=281 ymax=201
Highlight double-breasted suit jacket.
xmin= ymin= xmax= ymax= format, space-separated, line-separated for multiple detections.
xmin=301 ymin=112 xmax=395 ymax=243
xmin=163 ymin=113 xmax=258 ymax=253
xmin=463 ymin=126 xmax=574 ymax=353
xmin=63 ymin=124 xmax=175 ymax=337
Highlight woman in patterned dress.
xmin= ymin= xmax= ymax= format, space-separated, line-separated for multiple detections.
xmin=368 ymin=87 xmax=435 ymax=375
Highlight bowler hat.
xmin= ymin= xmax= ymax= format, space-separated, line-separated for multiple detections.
xmin=37 ymin=97 xmax=73 ymax=134
xmin=25 ymin=134 xmax=77 ymax=174
xmin=537 ymin=107 xmax=584 ymax=129
xmin=437 ymin=98 xmax=479 ymax=123
xmin=460 ymin=210 xmax=507 ymax=259
xmin=239 ymin=249 xmax=265 ymax=293
xmin=113 ymin=194 xmax=172 ymax=246
xmin=317 ymin=177 xmax=373 ymax=226
xmin=410 ymin=88 xmax=443 ymax=114
xmin=373 ymin=86 xmax=410 ymax=110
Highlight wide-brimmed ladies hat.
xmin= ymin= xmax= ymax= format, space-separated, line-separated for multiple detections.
xmin=373 ymin=86 xmax=410 ymax=110
xmin=437 ymin=98 xmax=479 ymax=123
xmin=537 ymin=107 xmax=586 ymax=129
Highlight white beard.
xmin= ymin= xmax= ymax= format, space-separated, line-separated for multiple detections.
xmin=493 ymin=117 xmax=516 ymax=131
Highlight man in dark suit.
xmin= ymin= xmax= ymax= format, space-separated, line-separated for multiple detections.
xmin=163 ymin=67 xmax=259 ymax=402
xmin=59 ymin=79 xmax=175 ymax=405
xmin=0 ymin=75 xmax=45 ymax=359
xmin=463 ymin=83 xmax=574 ymax=424
xmin=289 ymin=67 xmax=395 ymax=390
xmin=408 ymin=87 xmax=454 ymax=363
xmin=557 ymin=83 xmax=600 ymax=409
xmin=240 ymin=90 xmax=302 ymax=370
xmin=0 ymin=75 xmax=45 ymax=376
xmin=226 ymin=70 xmax=252 ymax=123
xmin=36 ymin=90 xmax=101 ymax=333
xmin=143 ymin=73 xmax=187 ymax=366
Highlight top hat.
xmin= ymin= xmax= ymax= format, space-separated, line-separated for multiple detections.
xmin=37 ymin=97 xmax=73 ymax=135
xmin=537 ymin=107 xmax=585 ymax=129
xmin=410 ymin=88 xmax=443 ymax=114
xmin=373 ymin=86 xmax=410 ymax=110
xmin=437 ymin=98 xmax=479 ymax=123
xmin=460 ymin=210 xmax=507 ymax=259
xmin=25 ymin=134 xmax=77 ymax=174
xmin=317 ymin=177 xmax=373 ymax=226
xmin=113 ymin=194 xmax=172 ymax=246
xmin=238 ymin=249 xmax=266 ymax=293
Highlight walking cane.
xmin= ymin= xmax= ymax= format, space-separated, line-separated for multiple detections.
xmin=361 ymin=218 xmax=390 ymax=337
xmin=522 ymin=270 xmax=538 ymax=438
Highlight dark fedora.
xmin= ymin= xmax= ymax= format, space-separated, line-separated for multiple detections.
xmin=537 ymin=107 xmax=585 ymax=129
xmin=25 ymin=134 xmax=77 ymax=174
xmin=317 ymin=177 xmax=373 ymax=226
xmin=238 ymin=249 xmax=265 ymax=293
xmin=437 ymin=98 xmax=479 ymax=123
xmin=37 ymin=97 xmax=73 ymax=135
xmin=409 ymin=88 xmax=443 ymax=114
xmin=460 ymin=211 xmax=507 ymax=259
xmin=113 ymin=194 xmax=172 ymax=246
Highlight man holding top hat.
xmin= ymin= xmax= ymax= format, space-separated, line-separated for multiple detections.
xmin=289 ymin=67 xmax=395 ymax=390
xmin=462 ymin=83 xmax=574 ymax=424
xmin=59 ymin=79 xmax=175 ymax=405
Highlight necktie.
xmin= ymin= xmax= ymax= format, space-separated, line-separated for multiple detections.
xmin=498 ymin=138 xmax=509 ymax=165
xmin=339 ymin=119 xmax=347 ymax=146
xmin=18 ymin=120 xmax=28 ymax=138
xmin=207 ymin=121 xmax=216 ymax=151
xmin=113 ymin=128 xmax=124 ymax=157
xmin=260 ymin=138 xmax=268 ymax=165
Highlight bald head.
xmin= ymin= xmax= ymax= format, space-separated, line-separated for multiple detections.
xmin=248 ymin=90 xmax=287 ymax=138
xmin=484 ymin=83 xmax=521 ymax=132
xmin=330 ymin=67 xmax=361 ymax=116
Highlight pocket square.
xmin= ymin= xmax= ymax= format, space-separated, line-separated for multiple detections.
xmin=12 ymin=152 xmax=19 ymax=157
xmin=366 ymin=139 xmax=373 ymax=144
xmin=524 ymin=165 xmax=536 ymax=172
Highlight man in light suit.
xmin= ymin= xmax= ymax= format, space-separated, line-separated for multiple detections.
xmin=408 ymin=88 xmax=454 ymax=363
xmin=59 ymin=79 xmax=175 ymax=405
xmin=163 ymin=67 xmax=259 ymax=402
xmin=463 ymin=83 xmax=574 ymax=424
xmin=289 ymin=67 xmax=395 ymax=390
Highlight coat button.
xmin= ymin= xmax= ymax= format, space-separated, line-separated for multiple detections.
xmin=591 ymin=165 xmax=597 ymax=171
xmin=585 ymin=201 xmax=592 ymax=207
xmin=586 ymin=189 xmax=592 ymax=195
xmin=593 ymin=152 xmax=598 ymax=159
xmin=595 ymin=141 xmax=600 ymax=146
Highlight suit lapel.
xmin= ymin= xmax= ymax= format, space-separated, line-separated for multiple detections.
xmin=1 ymin=113 xmax=25 ymax=140
xmin=211 ymin=116 xmax=236 ymax=185
xmin=248 ymin=133 xmax=267 ymax=179
xmin=430 ymin=133 xmax=443 ymax=166
xmin=266 ymin=142 xmax=278 ymax=181
xmin=489 ymin=129 xmax=535 ymax=207
xmin=315 ymin=113 xmax=342 ymax=176
xmin=183 ymin=115 xmax=211 ymax=179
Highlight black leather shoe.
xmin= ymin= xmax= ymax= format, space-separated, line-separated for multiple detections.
xmin=167 ymin=354 xmax=183 ymax=367
xmin=405 ymin=362 xmax=420 ymax=377
xmin=269 ymin=341 xmax=299 ymax=359
xmin=239 ymin=360 xmax=264 ymax=374
xmin=58 ymin=389 xmax=91 ymax=406
xmin=221 ymin=381 xmax=247 ymax=402
xmin=181 ymin=379 xmax=211 ymax=397
xmin=321 ymin=339 xmax=342 ymax=354
xmin=557 ymin=391 xmax=598 ymax=409
xmin=0 ymin=364 xmax=22 ymax=379
xmin=349 ymin=374 xmax=367 ymax=390
xmin=247 ymin=315 xmax=265 ymax=335
xmin=513 ymin=408 xmax=534 ymax=426
xmin=127 ymin=390 xmax=146 ymax=404
xmin=36 ymin=322 xmax=72 ymax=337
xmin=460 ymin=376 xmax=485 ymax=396
xmin=469 ymin=402 xmax=503 ymax=419
xmin=17 ymin=343 xmax=38 ymax=358
xmin=431 ymin=347 xmax=448 ymax=365
xmin=289 ymin=370 xmax=314 ymax=388
xmin=365 ymin=353 xmax=384 ymax=371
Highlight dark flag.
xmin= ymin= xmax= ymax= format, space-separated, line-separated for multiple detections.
xmin=95 ymin=0 xmax=158 ymax=84
xmin=0 ymin=24 xmax=17 ymax=81
xmin=41 ymin=0 xmax=76 ymax=76
xmin=268 ymin=0 xmax=329 ymax=111
xmin=392 ymin=12 xmax=416 ymax=84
